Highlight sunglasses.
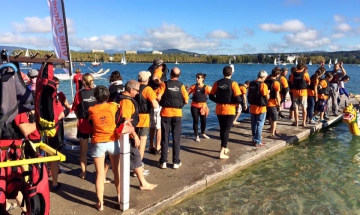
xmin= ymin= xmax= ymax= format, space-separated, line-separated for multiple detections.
xmin=133 ymin=88 xmax=139 ymax=92
xmin=196 ymin=76 xmax=202 ymax=79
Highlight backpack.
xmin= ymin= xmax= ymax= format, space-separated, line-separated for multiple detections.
xmin=0 ymin=51 xmax=34 ymax=139
xmin=35 ymin=63 xmax=63 ymax=137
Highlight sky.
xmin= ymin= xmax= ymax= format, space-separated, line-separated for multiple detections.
xmin=0 ymin=0 xmax=359 ymax=55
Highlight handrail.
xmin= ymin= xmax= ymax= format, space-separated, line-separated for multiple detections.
xmin=0 ymin=142 xmax=66 ymax=168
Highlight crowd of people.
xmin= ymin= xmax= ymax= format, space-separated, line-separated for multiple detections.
xmin=3 ymin=58 xmax=350 ymax=213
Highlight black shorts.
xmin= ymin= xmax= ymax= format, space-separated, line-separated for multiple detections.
xmin=316 ymin=99 xmax=327 ymax=112
xmin=130 ymin=139 xmax=142 ymax=170
xmin=135 ymin=127 xmax=149 ymax=137
xmin=76 ymin=130 xmax=92 ymax=140
xmin=267 ymin=106 xmax=278 ymax=121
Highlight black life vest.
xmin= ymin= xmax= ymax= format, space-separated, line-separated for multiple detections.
xmin=264 ymin=78 xmax=277 ymax=99
xmin=108 ymin=82 xmax=124 ymax=102
xmin=329 ymin=71 xmax=342 ymax=84
xmin=116 ymin=94 xmax=139 ymax=127
xmin=292 ymin=71 xmax=308 ymax=89
xmin=159 ymin=80 xmax=184 ymax=108
xmin=192 ymin=84 xmax=207 ymax=103
xmin=215 ymin=78 xmax=236 ymax=104
xmin=248 ymin=81 xmax=268 ymax=106
xmin=318 ymin=79 xmax=330 ymax=96
xmin=78 ymin=88 xmax=97 ymax=119
xmin=135 ymin=84 xmax=152 ymax=113
xmin=0 ymin=63 xmax=35 ymax=140
xmin=148 ymin=63 xmax=168 ymax=90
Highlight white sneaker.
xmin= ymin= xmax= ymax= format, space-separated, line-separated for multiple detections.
xmin=159 ymin=162 xmax=167 ymax=169
xmin=202 ymin=134 xmax=210 ymax=139
xmin=195 ymin=136 xmax=200 ymax=142
xmin=173 ymin=162 xmax=182 ymax=169
xmin=133 ymin=168 xmax=149 ymax=177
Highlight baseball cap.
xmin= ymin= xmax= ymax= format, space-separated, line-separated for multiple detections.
xmin=138 ymin=71 xmax=151 ymax=81
xmin=28 ymin=69 xmax=38 ymax=77
xmin=153 ymin=58 xmax=164 ymax=66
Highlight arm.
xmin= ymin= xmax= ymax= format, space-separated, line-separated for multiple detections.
xmin=182 ymin=85 xmax=189 ymax=105
xmin=340 ymin=62 xmax=346 ymax=76
xmin=209 ymin=82 xmax=217 ymax=102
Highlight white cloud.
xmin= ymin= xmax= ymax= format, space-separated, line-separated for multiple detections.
xmin=354 ymin=17 xmax=360 ymax=23
xmin=0 ymin=32 xmax=52 ymax=48
xmin=334 ymin=15 xmax=346 ymax=23
xmin=285 ymin=30 xmax=331 ymax=48
xmin=259 ymin=20 xmax=306 ymax=33
xmin=238 ymin=43 xmax=256 ymax=54
xmin=206 ymin=30 xmax=235 ymax=39
xmin=334 ymin=23 xmax=352 ymax=32
xmin=12 ymin=16 xmax=75 ymax=34
xmin=329 ymin=44 xmax=341 ymax=51
xmin=332 ymin=33 xmax=345 ymax=38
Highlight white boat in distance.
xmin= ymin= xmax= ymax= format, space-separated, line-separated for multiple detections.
xmin=175 ymin=59 xmax=179 ymax=65
xmin=328 ymin=59 xmax=332 ymax=68
xmin=309 ymin=60 xmax=312 ymax=65
xmin=55 ymin=68 xmax=110 ymax=80
xmin=334 ymin=58 xmax=338 ymax=64
xmin=120 ymin=53 xmax=127 ymax=65
xmin=21 ymin=49 xmax=33 ymax=67
xmin=91 ymin=55 xmax=102 ymax=67
xmin=295 ymin=59 xmax=298 ymax=65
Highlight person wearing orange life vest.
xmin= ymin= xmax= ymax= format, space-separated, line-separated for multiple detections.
xmin=248 ymin=70 xmax=269 ymax=147
xmin=209 ymin=66 xmax=242 ymax=159
xmin=289 ymin=62 xmax=310 ymax=127
xmin=88 ymin=86 xmax=121 ymax=211
xmin=265 ymin=68 xmax=282 ymax=137
xmin=306 ymin=69 xmax=322 ymax=124
xmin=278 ymin=67 xmax=289 ymax=118
xmin=148 ymin=59 xmax=168 ymax=155
xmin=313 ymin=73 xmax=333 ymax=122
xmin=134 ymin=71 xmax=160 ymax=160
xmin=187 ymin=73 xmax=212 ymax=142
xmin=116 ymin=80 xmax=158 ymax=190
xmin=233 ymin=80 xmax=250 ymax=125
xmin=157 ymin=68 xmax=189 ymax=169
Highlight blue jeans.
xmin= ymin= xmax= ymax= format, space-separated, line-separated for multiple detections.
xmin=251 ymin=113 xmax=266 ymax=144
xmin=307 ymin=96 xmax=315 ymax=120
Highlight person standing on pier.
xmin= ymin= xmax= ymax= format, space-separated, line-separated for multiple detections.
xmin=147 ymin=59 xmax=168 ymax=155
xmin=265 ymin=68 xmax=281 ymax=137
xmin=326 ymin=62 xmax=346 ymax=116
xmin=157 ymin=67 xmax=188 ymax=168
xmin=187 ymin=73 xmax=212 ymax=142
xmin=278 ymin=68 xmax=289 ymax=118
xmin=248 ymin=70 xmax=269 ymax=146
xmin=289 ymin=63 xmax=310 ymax=127
xmin=209 ymin=66 xmax=242 ymax=159
xmin=73 ymin=68 xmax=83 ymax=92
xmin=134 ymin=71 xmax=160 ymax=160
xmin=233 ymin=81 xmax=249 ymax=125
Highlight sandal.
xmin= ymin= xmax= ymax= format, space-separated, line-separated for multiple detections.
xmin=6 ymin=203 xmax=18 ymax=212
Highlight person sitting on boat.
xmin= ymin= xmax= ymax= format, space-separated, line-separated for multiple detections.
xmin=27 ymin=69 xmax=38 ymax=92
xmin=73 ymin=68 xmax=83 ymax=92
xmin=108 ymin=71 xmax=124 ymax=102
xmin=187 ymin=73 xmax=212 ymax=141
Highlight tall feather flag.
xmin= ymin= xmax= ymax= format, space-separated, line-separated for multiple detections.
xmin=47 ymin=0 xmax=73 ymax=76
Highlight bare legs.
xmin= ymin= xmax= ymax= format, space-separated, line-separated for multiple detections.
xmin=93 ymin=153 xmax=120 ymax=211
xmin=79 ymin=138 xmax=89 ymax=179
xmin=50 ymin=161 xmax=59 ymax=187
xmin=135 ymin=167 xmax=158 ymax=190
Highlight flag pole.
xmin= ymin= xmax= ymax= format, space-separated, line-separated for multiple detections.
xmin=60 ymin=0 xmax=74 ymax=102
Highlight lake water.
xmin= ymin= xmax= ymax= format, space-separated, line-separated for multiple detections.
xmin=49 ymin=62 xmax=360 ymax=134
xmin=159 ymin=123 xmax=360 ymax=214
